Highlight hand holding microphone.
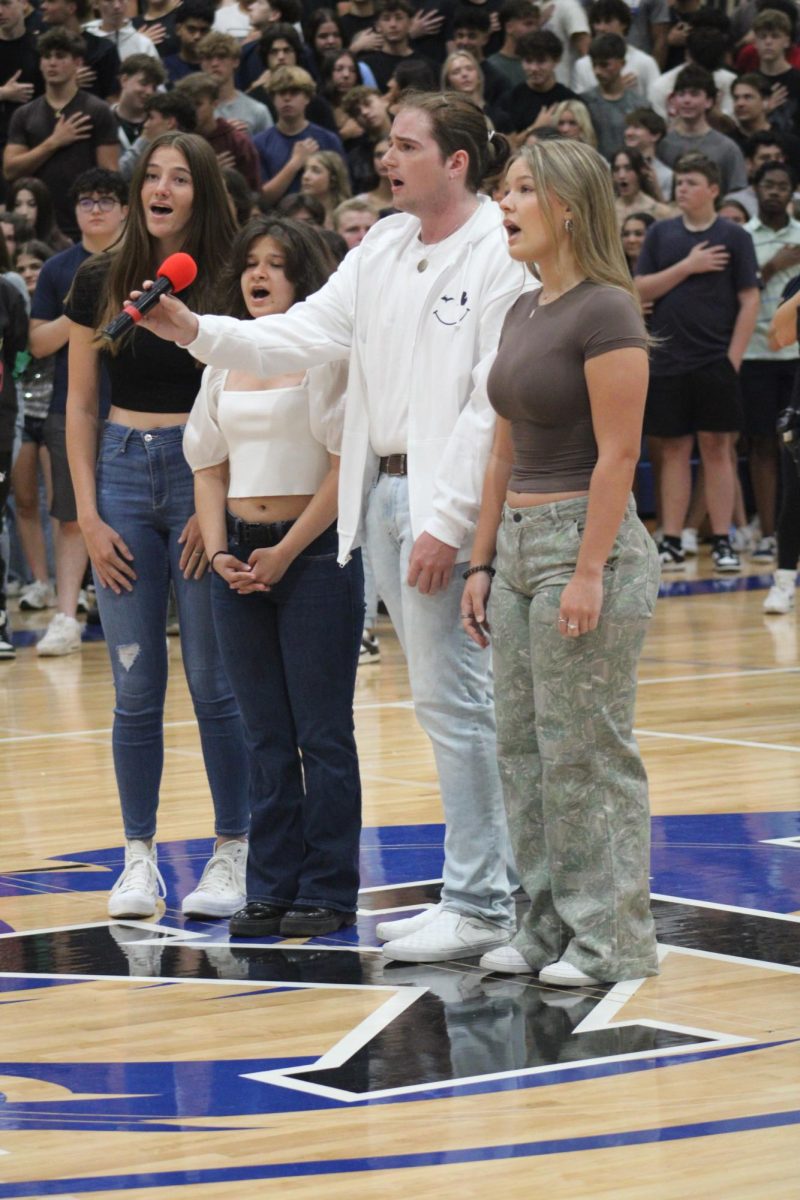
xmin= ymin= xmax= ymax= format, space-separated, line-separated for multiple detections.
xmin=102 ymin=252 xmax=198 ymax=342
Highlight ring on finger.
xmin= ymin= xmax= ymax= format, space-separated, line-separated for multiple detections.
xmin=567 ymin=623 xmax=579 ymax=630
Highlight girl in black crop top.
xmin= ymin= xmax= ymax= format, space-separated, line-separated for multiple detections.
xmin=461 ymin=140 xmax=660 ymax=988
xmin=65 ymin=133 xmax=251 ymax=924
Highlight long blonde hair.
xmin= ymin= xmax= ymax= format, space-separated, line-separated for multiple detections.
xmin=515 ymin=139 xmax=640 ymax=309
xmin=550 ymin=100 xmax=597 ymax=149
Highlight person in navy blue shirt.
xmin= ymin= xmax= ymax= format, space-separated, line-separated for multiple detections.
xmin=28 ymin=168 xmax=125 ymax=656
xmin=254 ymin=66 xmax=346 ymax=207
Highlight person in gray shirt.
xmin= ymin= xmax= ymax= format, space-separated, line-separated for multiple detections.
xmin=657 ymin=65 xmax=748 ymax=196
xmin=198 ymin=30 xmax=273 ymax=135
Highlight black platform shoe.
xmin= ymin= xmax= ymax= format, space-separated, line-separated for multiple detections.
xmin=279 ymin=907 xmax=357 ymax=936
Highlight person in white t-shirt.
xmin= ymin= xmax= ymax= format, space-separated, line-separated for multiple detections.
xmin=572 ymin=0 xmax=660 ymax=96
xmin=543 ymin=0 xmax=590 ymax=87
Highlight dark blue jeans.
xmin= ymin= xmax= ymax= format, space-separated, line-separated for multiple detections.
xmin=211 ymin=520 xmax=363 ymax=913
xmin=94 ymin=423 xmax=250 ymax=841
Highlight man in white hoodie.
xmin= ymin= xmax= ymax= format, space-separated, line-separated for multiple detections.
xmin=139 ymin=92 xmax=529 ymax=965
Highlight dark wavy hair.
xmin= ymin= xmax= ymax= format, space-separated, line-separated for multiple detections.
xmin=220 ymin=216 xmax=337 ymax=319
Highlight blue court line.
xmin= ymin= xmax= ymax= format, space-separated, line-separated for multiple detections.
xmin=2 ymin=1108 xmax=798 ymax=1195
xmin=657 ymin=572 xmax=774 ymax=597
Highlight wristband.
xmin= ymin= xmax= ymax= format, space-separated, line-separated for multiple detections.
xmin=210 ymin=550 xmax=229 ymax=571
xmin=462 ymin=564 xmax=496 ymax=580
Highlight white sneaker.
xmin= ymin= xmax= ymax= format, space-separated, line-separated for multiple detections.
xmin=381 ymin=909 xmax=512 ymax=963
xmin=36 ymin=613 xmax=82 ymax=656
xmin=479 ymin=945 xmax=533 ymax=974
xmin=108 ymin=840 xmax=166 ymax=919
xmin=376 ymin=903 xmax=442 ymax=941
xmin=181 ymin=840 xmax=247 ymax=918
xmin=763 ymin=569 xmax=797 ymax=614
xmin=680 ymin=527 xmax=698 ymax=556
xmin=19 ymin=579 xmax=55 ymax=611
xmin=538 ymin=959 xmax=601 ymax=987
xmin=750 ymin=535 xmax=777 ymax=564
xmin=77 ymin=588 xmax=90 ymax=614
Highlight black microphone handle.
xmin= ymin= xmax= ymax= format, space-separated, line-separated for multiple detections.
xmin=101 ymin=276 xmax=175 ymax=342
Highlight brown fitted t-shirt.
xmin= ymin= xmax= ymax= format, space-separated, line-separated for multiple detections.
xmin=487 ymin=280 xmax=647 ymax=493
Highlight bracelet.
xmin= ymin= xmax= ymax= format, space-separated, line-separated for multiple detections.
xmin=462 ymin=564 xmax=496 ymax=580
xmin=210 ymin=550 xmax=229 ymax=570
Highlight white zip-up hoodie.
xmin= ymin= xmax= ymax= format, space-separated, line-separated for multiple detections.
xmin=186 ymin=195 xmax=531 ymax=564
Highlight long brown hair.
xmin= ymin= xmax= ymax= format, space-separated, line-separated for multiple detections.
xmin=98 ymin=133 xmax=236 ymax=336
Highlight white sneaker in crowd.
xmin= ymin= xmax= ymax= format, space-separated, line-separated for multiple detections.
xmin=381 ymin=908 xmax=512 ymax=963
xmin=750 ymin=536 xmax=777 ymax=564
xmin=376 ymin=903 xmax=442 ymax=941
xmin=77 ymin=589 xmax=90 ymax=614
xmin=680 ymin=527 xmax=699 ymax=556
xmin=108 ymin=840 xmax=166 ymax=919
xmin=36 ymin=613 xmax=82 ymax=656
xmin=763 ymin=569 xmax=797 ymax=614
xmin=181 ymin=840 xmax=247 ymax=918
xmin=18 ymin=579 xmax=56 ymax=611
xmin=0 ymin=611 xmax=14 ymax=660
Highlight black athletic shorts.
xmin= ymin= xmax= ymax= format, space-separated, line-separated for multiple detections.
xmin=644 ymin=357 xmax=743 ymax=437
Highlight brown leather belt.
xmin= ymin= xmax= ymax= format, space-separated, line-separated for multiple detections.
xmin=378 ymin=453 xmax=408 ymax=476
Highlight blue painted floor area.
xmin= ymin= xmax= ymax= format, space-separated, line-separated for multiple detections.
xmin=2 ymin=813 xmax=799 ymax=936
xmin=0 ymin=814 xmax=797 ymax=1192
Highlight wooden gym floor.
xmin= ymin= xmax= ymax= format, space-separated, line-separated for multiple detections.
xmin=0 ymin=548 xmax=798 ymax=1199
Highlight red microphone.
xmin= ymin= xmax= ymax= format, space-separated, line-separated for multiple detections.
xmin=102 ymin=252 xmax=198 ymax=341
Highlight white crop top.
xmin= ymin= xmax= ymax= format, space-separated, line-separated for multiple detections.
xmin=183 ymin=361 xmax=347 ymax=497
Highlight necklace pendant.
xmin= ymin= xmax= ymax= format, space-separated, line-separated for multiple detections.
xmin=417 ymin=259 xmax=428 ymax=273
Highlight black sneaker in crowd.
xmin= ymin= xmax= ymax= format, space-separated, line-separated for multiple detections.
xmin=711 ymin=539 xmax=741 ymax=574
xmin=0 ymin=611 xmax=15 ymax=659
xmin=657 ymin=540 xmax=686 ymax=571
xmin=358 ymin=631 xmax=380 ymax=666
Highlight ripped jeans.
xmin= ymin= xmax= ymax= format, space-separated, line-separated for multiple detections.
xmin=94 ymin=422 xmax=250 ymax=842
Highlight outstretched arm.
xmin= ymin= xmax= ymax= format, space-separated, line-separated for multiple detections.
xmin=137 ymin=251 xmax=359 ymax=378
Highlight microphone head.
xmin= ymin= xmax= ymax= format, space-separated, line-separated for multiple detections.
xmin=156 ymin=252 xmax=198 ymax=294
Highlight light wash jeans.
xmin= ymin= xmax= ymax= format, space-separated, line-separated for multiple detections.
xmin=365 ymin=473 xmax=514 ymax=928
xmin=94 ymin=423 xmax=250 ymax=842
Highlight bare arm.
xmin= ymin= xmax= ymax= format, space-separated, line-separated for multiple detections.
xmin=635 ymin=239 xmax=730 ymax=302
xmin=461 ymin=415 xmax=514 ymax=648
xmin=768 ymin=288 xmax=800 ymax=350
xmin=650 ymin=22 xmax=669 ymax=69
xmin=559 ymin=346 xmax=648 ymax=638
xmin=727 ymin=287 xmax=760 ymax=371
xmin=29 ymin=315 xmax=70 ymax=358
xmin=66 ymin=321 xmax=136 ymax=594
xmin=260 ymin=139 xmax=318 ymax=206
xmin=96 ymin=142 xmax=120 ymax=171
xmin=570 ymin=31 xmax=590 ymax=59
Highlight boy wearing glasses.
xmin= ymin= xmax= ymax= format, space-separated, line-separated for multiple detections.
xmin=27 ymin=168 xmax=128 ymax=656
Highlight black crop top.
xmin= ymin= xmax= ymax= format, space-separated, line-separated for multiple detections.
xmin=65 ymin=255 xmax=204 ymax=414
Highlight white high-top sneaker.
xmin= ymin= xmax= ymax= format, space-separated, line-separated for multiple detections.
xmin=763 ymin=569 xmax=797 ymax=614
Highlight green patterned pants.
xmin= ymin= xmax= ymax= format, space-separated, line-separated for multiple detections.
xmin=491 ymin=495 xmax=660 ymax=982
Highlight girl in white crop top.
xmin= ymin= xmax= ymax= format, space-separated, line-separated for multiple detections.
xmin=185 ymin=217 xmax=364 ymax=940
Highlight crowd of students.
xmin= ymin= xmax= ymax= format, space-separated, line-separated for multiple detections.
xmin=2 ymin=0 xmax=800 ymax=661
